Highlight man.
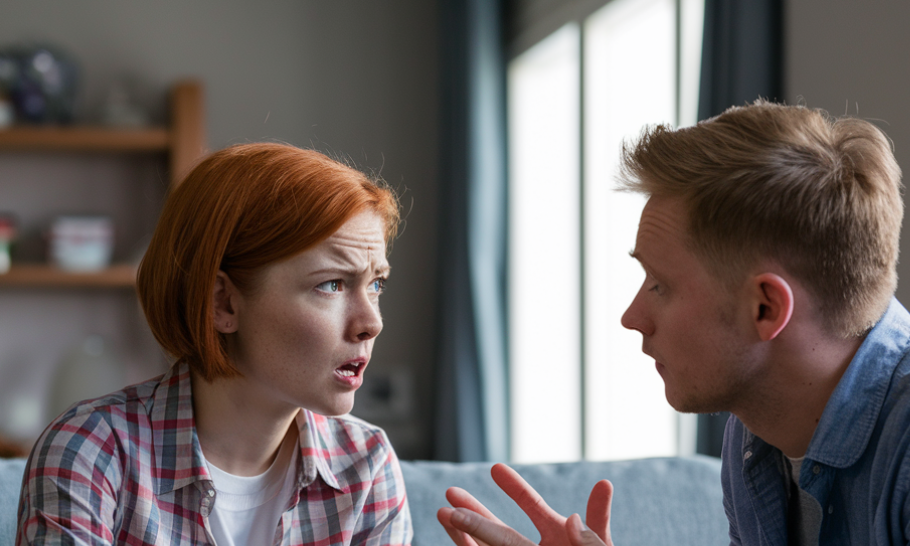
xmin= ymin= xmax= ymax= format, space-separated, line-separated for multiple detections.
xmin=438 ymin=101 xmax=910 ymax=545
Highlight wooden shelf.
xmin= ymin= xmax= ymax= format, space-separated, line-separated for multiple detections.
xmin=0 ymin=126 xmax=169 ymax=152
xmin=0 ymin=264 xmax=137 ymax=288
xmin=0 ymin=81 xmax=204 ymax=288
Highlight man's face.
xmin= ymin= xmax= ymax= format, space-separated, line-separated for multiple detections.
xmin=621 ymin=195 xmax=760 ymax=414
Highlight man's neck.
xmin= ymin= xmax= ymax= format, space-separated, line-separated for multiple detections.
xmin=733 ymin=332 xmax=865 ymax=459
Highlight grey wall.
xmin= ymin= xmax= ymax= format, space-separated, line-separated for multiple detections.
xmin=785 ymin=0 xmax=910 ymax=304
xmin=0 ymin=0 xmax=439 ymax=459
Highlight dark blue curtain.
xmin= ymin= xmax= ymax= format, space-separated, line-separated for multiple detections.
xmin=695 ymin=0 xmax=783 ymax=457
xmin=434 ymin=0 xmax=509 ymax=462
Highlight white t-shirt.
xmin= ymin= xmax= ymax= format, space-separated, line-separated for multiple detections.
xmin=785 ymin=455 xmax=822 ymax=546
xmin=205 ymin=431 xmax=299 ymax=546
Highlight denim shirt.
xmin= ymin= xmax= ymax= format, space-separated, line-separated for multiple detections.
xmin=722 ymin=298 xmax=910 ymax=545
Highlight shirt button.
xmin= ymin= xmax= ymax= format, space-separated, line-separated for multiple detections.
xmin=828 ymin=505 xmax=834 ymax=514
xmin=743 ymin=451 xmax=752 ymax=460
xmin=813 ymin=465 xmax=821 ymax=475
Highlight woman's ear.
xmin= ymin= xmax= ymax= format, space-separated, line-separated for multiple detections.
xmin=751 ymin=273 xmax=794 ymax=341
xmin=213 ymin=271 xmax=240 ymax=334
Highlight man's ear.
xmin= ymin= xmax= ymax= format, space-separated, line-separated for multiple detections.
xmin=213 ymin=271 xmax=240 ymax=334
xmin=751 ymin=273 xmax=794 ymax=341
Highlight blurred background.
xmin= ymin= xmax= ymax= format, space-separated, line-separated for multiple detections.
xmin=0 ymin=0 xmax=908 ymax=464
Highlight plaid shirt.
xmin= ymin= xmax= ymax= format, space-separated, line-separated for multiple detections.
xmin=17 ymin=362 xmax=412 ymax=545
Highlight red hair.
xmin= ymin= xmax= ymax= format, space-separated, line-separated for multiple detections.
xmin=137 ymin=143 xmax=400 ymax=380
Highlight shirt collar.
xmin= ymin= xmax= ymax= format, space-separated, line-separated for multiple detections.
xmin=806 ymin=297 xmax=910 ymax=468
xmin=147 ymin=362 xmax=346 ymax=495
xmin=296 ymin=410 xmax=345 ymax=493
xmin=148 ymin=361 xmax=209 ymax=496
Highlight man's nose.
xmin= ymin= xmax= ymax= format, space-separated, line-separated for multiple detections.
xmin=621 ymin=291 xmax=654 ymax=336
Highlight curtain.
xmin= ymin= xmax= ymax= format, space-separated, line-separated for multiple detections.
xmin=434 ymin=0 xmax=510 ymax=462
xmin=695 ymin=0 xmax=783 ymax=457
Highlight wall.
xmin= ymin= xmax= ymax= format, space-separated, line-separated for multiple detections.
xmin=785 ymin=0 xmax=910 ymax=304
xmin=0 ymin=0 xmax=439 ymax=459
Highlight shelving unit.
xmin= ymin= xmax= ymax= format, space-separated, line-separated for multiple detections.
xmin=0 ymin=264 xmax=136 ymax=287
xmin=0 ymin=80 xmax=205 ymax=288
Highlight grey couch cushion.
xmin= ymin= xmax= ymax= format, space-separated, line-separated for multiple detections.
xmin=0 ymin=458 xmax=25 ymax=546
xmin=401 ymin=456 xmax=727 ymax=546
xmin=1 ymin=456 xmax=726 ymax=546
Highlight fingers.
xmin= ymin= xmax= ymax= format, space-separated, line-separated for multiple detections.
xmin=490 ymin=463 xmax=564 ymax=523
xmin=438 ymin=507 xmax=482 ymax=546
xmin=585 ymin=480 xmax=613 ymax=543
xmin=446 ymin=486 xmax=503 ymax=523
xmin=567 ymin=513 xmax=610 ymax=546
xmin=490 ymin=463 xmax=570 ymax=543
xmin=445 ymin=507 xmax=536 ymax=546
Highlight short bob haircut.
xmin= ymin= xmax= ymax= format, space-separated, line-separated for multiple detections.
xmin=137 ymin=143 xmax=400 ymax=381
xmin=620 ymin=100 xmax=903 ymax=338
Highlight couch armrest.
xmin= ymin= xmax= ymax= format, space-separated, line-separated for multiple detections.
xmin=400 ymin=456 xmax=727 ymax=546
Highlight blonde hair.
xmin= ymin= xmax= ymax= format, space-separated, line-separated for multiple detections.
xmin=620 ymin=101 xmax=903 ymax=337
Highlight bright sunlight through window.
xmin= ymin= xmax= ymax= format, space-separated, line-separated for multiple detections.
xmin=509 ymin=0 xmax=704 ymax=463
xmin=508 ymin=24 xmax=582 ymax=463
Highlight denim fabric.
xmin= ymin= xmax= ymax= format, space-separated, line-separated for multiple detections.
xmin=722 ymin=298 xmax=910 ymax=545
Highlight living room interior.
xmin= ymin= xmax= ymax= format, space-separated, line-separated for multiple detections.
xmin=1 ymin=1 xmax=909 ymax=542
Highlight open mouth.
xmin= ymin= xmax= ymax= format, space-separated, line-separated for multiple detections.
xmin=336 ymin=361 xmax=364 ymax=378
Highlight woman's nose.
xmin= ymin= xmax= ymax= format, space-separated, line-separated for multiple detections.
xmin=349 ymin=293 xmax=383 ymax=342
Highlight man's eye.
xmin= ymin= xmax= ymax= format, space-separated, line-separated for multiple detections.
xmin=648 ymin=284 xmax=661 ymax=294
xmin=371 ymin=278 xmax=386 ymax=293
xmin=316 ymin=280 xmax=343 ymax=293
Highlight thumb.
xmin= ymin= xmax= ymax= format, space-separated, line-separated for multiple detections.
xmin=567 ymin=513 xmax=609 ymax=546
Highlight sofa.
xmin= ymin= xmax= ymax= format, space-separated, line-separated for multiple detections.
xmin=1 ymin=455 xmax=727 ymax=545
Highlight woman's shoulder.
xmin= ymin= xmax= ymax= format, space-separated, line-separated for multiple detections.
xmin=29 ymin=372 xmax=169 ymax=470
xmin=49 ymin=373 xmax=163 ymax=429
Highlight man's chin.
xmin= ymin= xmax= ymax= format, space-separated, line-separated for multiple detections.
xmin=665 ymin=390 xmax=724 ymax=415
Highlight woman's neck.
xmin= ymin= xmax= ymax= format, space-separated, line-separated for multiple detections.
xmin=191 ymin=371 xmax=300 ymax=476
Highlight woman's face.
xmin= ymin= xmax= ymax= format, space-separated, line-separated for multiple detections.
xmin=223 ymin=210 xmax=389 ymax=416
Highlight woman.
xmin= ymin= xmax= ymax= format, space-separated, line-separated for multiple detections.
xmin=17 ymin=143 xmax=412 ymax=545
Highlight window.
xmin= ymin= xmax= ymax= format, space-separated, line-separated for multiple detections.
xmin=508 ymin=0 xmax=704 ymax=463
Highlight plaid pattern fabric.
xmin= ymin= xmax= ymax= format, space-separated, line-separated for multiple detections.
xmin=17 ymin=362 xmax=412 ymax=545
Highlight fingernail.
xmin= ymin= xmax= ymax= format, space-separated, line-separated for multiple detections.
xmin=569 ymin=514 xmax=588 ymax=531
xmin=451 ymin=509 xmax=467 ymax=525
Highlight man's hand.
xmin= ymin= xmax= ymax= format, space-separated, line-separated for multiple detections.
xmin=437 ymin=463 xmax=614 ymax=546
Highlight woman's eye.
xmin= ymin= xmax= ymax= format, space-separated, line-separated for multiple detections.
xmin=371 ymin=278 xmax=386 ymax=293
xmin=648 ymin=284 xmax=661 ymax=294
xmin=316 ymin=280 xmax=343 ymax=293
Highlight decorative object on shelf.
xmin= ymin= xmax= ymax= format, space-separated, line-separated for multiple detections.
xmin=0 ymin=51 xmax=15 ymax=128
xmin=48 ymin=215 xmax=113 ymax=272
xmin=0 ymin=94 xmax=12 ymax=128
xmin=0 ymin=43 xmax=79 ymax=125
xmin=101 ymin=80 xmax=149 ymax=128
xmin=47 ymin=335 xmax=124 ymax=422
xmin=0 ymin=214 xmax=15 ymax=274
